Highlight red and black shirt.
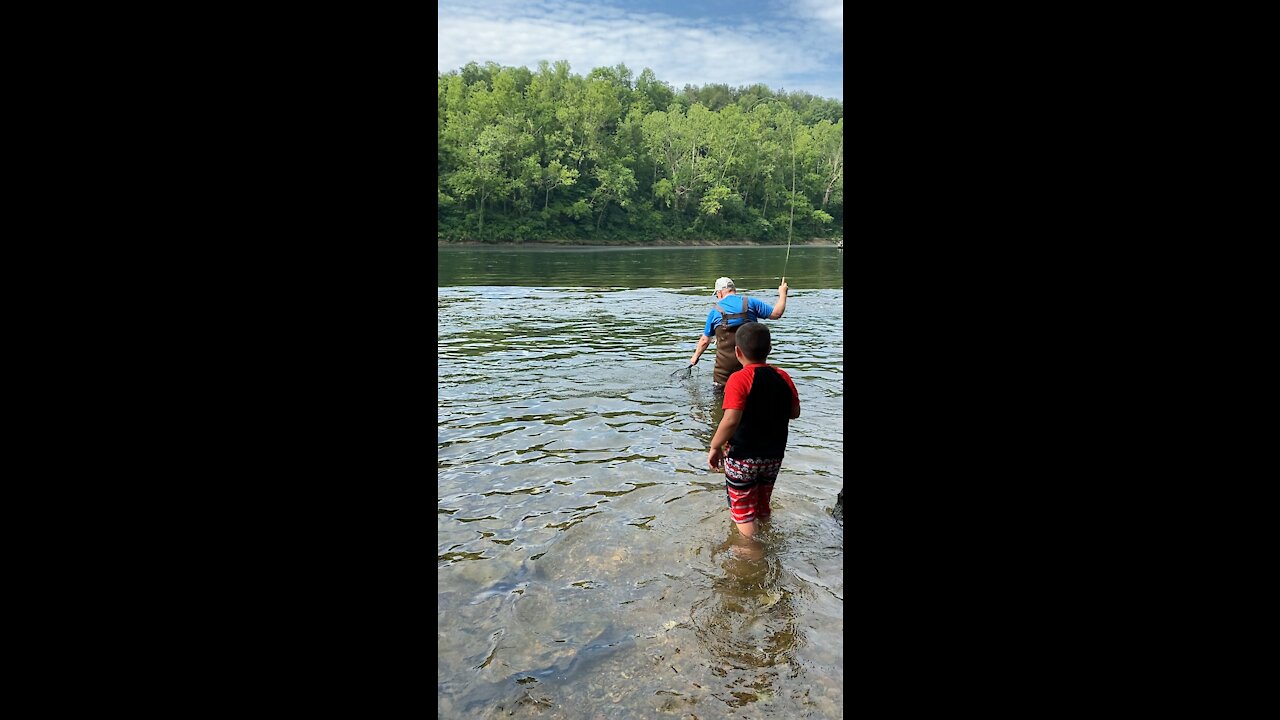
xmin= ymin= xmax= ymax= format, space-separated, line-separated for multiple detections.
xmin=722 ymin=363 xmax=800 ymax=460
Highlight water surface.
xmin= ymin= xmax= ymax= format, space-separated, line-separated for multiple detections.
xmin=438 ymin=245 xmax=844 ymax=718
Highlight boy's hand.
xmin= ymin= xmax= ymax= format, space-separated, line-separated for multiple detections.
xmin=779 ymin=278 xmax=788 ymax=295
xmin=708 ymin=446 xmax=724 ymax=470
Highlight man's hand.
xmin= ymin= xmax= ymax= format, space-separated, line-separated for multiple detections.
xmin=708 ymin=445 xmax=725 ymax=470
xmin=779 ymin=278 xmax=789 ymax=295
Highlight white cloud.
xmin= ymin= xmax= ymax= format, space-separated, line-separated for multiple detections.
xmin=438 ymin=0 xmax=842 ymax=100
xmin=789 ymin=0 xmax=843 ymax=33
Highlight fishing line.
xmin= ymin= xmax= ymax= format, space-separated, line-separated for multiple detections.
xmin=784 ymin=114 xmax=795 ymax=283
xmin=774 ymin=102 xmax=796 ymax=284
xmin=748 ymin=97 xmax=797 ymax=284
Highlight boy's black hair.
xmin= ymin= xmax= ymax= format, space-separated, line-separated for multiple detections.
xmin=735 ymin=321 xmax=771 ymax=362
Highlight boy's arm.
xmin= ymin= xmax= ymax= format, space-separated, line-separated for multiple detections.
xmin=786 ymin=373 xmax=800 ymax=418
xmin=707 ymin=408 xmax=743 ymax=468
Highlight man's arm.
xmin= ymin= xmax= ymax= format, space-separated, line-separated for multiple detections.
xmin=708 ymin=408 xmax=744 ymax=468
xmin=769 ymin=279 xmax=789 ymax=319
xmin=689 ymin=334 xmax=711 ymax=365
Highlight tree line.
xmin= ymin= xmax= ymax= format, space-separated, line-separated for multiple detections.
xmin=438 ymin=61 xmax=843 ymax=243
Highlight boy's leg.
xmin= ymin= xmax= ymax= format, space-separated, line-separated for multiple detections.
xmin=728 ymin=529 xmax=763 ymax=559
xmin=753 ymin=459 xmax=783 ymax=520
xmin=724 ymin=456 xmax=771 ymax=537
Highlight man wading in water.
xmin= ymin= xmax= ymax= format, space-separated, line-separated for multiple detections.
xmin=689 ymin=277 xmax=789 ymax=392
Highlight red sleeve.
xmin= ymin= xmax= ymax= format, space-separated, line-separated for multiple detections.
xmin=722 ymin=367 xmax=752 ymax=410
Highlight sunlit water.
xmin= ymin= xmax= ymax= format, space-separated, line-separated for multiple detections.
xmin=438 ymin=246 xmax=843 ymax=718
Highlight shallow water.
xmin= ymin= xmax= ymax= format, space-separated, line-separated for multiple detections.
xmin=438 ymin=246 xmax=844 ymax=718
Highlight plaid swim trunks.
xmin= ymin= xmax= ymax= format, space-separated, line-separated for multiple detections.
xmin=724 ymin=456 xmax=782 ymax=524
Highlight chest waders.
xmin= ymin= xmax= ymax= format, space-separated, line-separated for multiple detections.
xmin=713 ymin=294 xmax=751 ymax=385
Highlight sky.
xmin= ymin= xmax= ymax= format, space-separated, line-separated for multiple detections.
xmin=437 ymin=0 xmax=843 ymax=101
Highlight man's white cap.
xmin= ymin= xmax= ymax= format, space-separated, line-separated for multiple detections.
xmin=714 ymin=277 xmax=735 ymax=295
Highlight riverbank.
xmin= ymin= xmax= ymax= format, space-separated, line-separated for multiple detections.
xmin=438 ymin=238 xmax=840 ymax=247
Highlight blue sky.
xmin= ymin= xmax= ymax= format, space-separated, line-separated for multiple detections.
xmin=437 ymin=0 xmax=843 ymax=101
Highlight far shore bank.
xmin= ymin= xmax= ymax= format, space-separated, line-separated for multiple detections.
xmin=438 ymin=238 xmax=840 ymax=247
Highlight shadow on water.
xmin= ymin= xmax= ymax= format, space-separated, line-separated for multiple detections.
xmin=456 ymin=622 xmax=638 ymax=719
xmin=676 ymin=369 xmax=724 ymax=446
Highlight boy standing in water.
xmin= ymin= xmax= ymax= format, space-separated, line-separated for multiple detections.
xmin=707 ymin=322 xmax=800 ymax=538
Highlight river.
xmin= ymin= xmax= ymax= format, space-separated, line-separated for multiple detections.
xmin=438 ymin=244 xmax=844 ymax=718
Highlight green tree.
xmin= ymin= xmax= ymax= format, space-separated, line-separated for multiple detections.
xmin=437 ymin=61 xmax=842 ymax=243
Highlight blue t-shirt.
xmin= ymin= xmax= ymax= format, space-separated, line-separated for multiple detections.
xmin=703 ymin=294 xmax=775 ymax=336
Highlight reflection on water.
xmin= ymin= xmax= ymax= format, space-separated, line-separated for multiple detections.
xmin=439 ymin=244 xmax=844 ymax=290
xmin=690 ymin=524 xmax=805 ymax=709
xmin=438 ymin=247 xmax=842 ymax=718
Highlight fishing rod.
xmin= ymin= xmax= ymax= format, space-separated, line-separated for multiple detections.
xmin=784 ymin=105 xmax=795 ymax=283
xmin=749 ymin=97 xmax=797 ymax=282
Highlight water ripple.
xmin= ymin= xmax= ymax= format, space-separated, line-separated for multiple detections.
xmin=439 ymin=270 xmax=843 ymax=718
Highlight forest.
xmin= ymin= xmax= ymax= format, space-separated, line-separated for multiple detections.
xmin=438 ymin=61 xmax=843 ymax=243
